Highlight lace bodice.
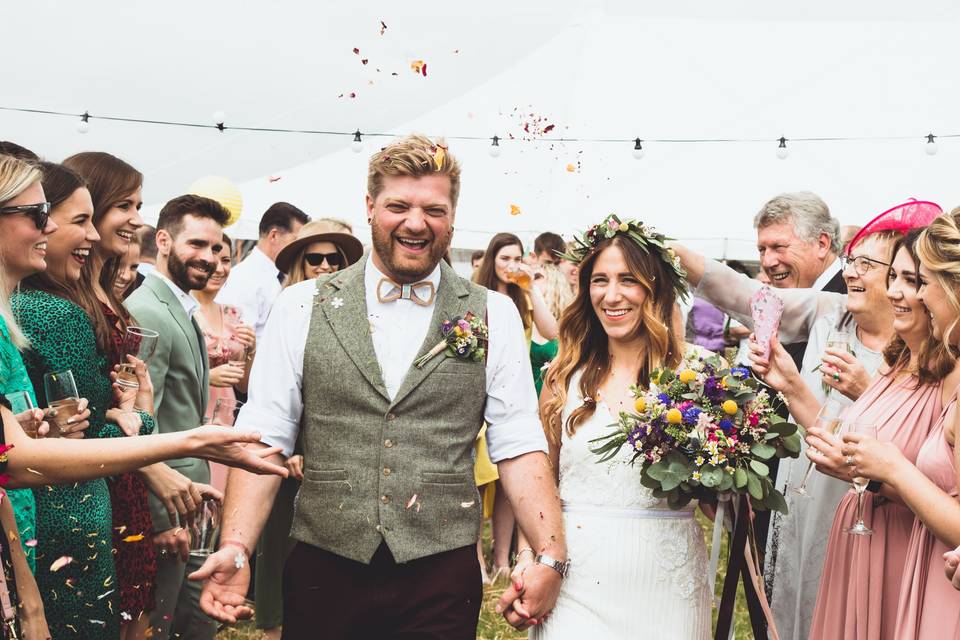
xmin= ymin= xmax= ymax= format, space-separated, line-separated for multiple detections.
xmin=558 ymin=370 xmax=696 ymax=512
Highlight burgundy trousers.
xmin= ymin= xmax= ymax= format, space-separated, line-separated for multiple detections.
xmin=281 ymin=542 xmax=482 ymax=640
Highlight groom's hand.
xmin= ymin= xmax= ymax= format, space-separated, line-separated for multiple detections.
xmin=496 ymin=564 xmax=562 ymax=629
xmin=188 ymin=546 xmax=254 ymax=623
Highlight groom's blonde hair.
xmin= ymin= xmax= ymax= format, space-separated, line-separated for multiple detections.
xmin=367 ymin=134 xmax=461 ymax=207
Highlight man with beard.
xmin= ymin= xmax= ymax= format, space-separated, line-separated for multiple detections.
xmin=126 ymin=194 xmax=230 ymax=640
xmin=190 ymin=135 xmax=566 ymax=639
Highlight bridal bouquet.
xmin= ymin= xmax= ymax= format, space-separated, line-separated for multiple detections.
xmin=591 ymin=354 xmax=801 ymax=513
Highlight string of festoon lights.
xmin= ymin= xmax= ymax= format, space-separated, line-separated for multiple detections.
xmin=1 ymin=105 xmax=956 ymax=158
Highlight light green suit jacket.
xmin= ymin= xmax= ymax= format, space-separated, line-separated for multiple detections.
xmin=126 ymin=273 xmax=211 ymax=531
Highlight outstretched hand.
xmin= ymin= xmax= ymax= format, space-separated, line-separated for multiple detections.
xmin=188 ymin=426 xmax=289 ymax=478
xmin=944 ymin=546 xmax=960 ymax=590
xmin=747 ymin=333 xmax=799 ymax=393
xmin=189 ymin=546 xmax=254 ymax=623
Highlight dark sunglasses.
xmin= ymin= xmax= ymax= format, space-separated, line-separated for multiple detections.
xmin=0 ymin=201 xmax=51 ymax=230
xmin=304 ymin=252 xmax=343 ymax=268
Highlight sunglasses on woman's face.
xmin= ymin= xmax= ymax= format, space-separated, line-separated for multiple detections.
xmin=304 ymin=252 xmax=343 ymax=268
xmin=0 ymin=201 xmax=51 ymax=231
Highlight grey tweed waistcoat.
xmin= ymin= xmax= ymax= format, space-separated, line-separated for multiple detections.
xmin=291 ymin=256 xmax=488 ymax=564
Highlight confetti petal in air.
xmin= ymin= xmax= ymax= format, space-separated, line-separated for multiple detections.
xmin=268 ymin=175 xmax=282 ymax=183
xmin=50 ymin=555 xmax=74 ymax=572
xmin=566 ymin=164 xmax=576 ymax=172
xmin=432 ymin=144 xmax=447 ymax=171
xmin=406 ymin=494 xmax=418 ymax=509
xmin=122 ymin=534 xmax=145 ymax=543
xmin=353 ymin=47 xmax=360 ymax=55
xmin=410 ymin=60 xmax=427 ymax=76
xmin=510 ymin=204 xmax=522 ymax=216
xmin=25 ymin=539 xmax=37 ymax=547
xmin=379 ymin=20 xmax=387 ymax=35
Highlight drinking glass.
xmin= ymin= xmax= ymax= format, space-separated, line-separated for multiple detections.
xmin=211 ymin=398 xmax=243 ymax=427
xmin=115 ymin=327 xmax=160 ymax=390
xmin=844 ymin=421 xmax=878 ymax=536
xmin=4 ymin=391 xmax=39 ymax=438
xmin=505 ymin=262 xmax=532 ymax=289
xmin=184 ymin=498 xmax=221 ymax=557
xmin=43 ymin=370 xmax=80 ymax=438
xmin=792 ymin=399 xmax=844 ymax=497
xmin=226 ymin=307 xmax=248 ymax=370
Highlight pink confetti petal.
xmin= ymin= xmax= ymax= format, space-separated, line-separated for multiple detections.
xmin=50 ymin=555 xmax=74 ymax=572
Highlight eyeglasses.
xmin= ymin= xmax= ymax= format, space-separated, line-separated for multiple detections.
xmin=841 ymin=254 xmax=890 ymax=276
xmin=304 ymin=252 xmax=343 ymax=268
xmin=0 ymin=201 xmax=51 ymax=230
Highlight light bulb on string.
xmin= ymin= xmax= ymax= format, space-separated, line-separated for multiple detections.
xmin=489 ymin=135 xmax=501 ymax=157
xmin=212 ymin=111 xmax=226 ymax=132
xmin=925 ymin=133 xmax=938 ymax=156
xmin=351 ymin=130 xmax=364 ymax=153
xmin=776 ymin=137 xmax=789 ymax=160
xmin=632 ymin=138 xmax=644 ymax=159
xmin=76 ymin=111 xmax=90 ymax=134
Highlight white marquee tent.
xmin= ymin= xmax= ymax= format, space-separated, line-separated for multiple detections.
xmin=4 ymin=0 xmax=960 ymax=259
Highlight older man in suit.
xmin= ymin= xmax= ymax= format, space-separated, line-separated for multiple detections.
xmin=127 ymin=194 xmax=230 ymax=640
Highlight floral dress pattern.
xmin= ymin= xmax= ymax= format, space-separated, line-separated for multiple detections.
xmin=0 ymin=317 xmax=38 ymax=572
xmin=13 ymin=289 xmax=154 ymax=640
xmin=101 ymin=302 xmax=158 ymax=622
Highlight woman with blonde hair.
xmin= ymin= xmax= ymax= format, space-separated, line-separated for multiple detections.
xmin=512 ymin=216 xmax=712 ymax=638
xmin=844 ymin=208 xmax=960 ymax=638
xmin=531 ymin=263 xmax=574 ymax=394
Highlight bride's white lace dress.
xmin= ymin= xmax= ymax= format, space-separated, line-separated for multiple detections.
xmin=532 ymin=370 xmax=713 ymax=639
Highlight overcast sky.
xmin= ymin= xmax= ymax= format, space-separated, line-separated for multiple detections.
xmin=4 ymin=0 xmax=959 ymax=256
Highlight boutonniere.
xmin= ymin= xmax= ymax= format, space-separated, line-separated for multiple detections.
xmin=414 ymin=312 xmax=488 ymax=369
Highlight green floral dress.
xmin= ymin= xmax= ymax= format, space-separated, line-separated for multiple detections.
xmin=13 ymin=289 xmax=155 ymax=640
xmin=0 ymin=316 xmax=38 ymax=572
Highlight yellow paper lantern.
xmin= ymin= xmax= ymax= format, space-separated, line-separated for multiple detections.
xmin=187 ymin=175 xmax=243 ymax=227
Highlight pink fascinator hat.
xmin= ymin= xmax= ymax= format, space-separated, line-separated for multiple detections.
xmin=846 ymin=199 xmax=943 ymax=255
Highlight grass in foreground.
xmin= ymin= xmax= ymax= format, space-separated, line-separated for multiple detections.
xmin=219 ymin=514 xmax=753 ymax=639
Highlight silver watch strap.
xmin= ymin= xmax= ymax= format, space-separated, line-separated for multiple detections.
xmin=535 ymin=553 xmax=570 ymax=579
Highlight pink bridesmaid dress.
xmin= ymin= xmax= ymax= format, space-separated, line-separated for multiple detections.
xmin=201 ymin=304 xmax=246 ymax=492
xmin=809 ymin=372 xmax=942 ymax=640
xmin=894 ymin=396 xmax=960 ymax=640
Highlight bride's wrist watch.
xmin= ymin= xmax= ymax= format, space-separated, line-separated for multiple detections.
xmin=535 ymin=553 xmax=570 ymax=579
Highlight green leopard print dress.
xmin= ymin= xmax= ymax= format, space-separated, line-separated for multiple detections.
xmin=13 ymin=289 xmax=154 ymax=639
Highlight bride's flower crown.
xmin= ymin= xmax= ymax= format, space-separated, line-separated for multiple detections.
xmin=560 ymin=213 xmax=689 ymax=300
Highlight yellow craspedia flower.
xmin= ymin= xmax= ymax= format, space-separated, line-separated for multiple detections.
xmin=722 ymin=400 xmax=739 ymax=415
xmin=666 ymin=408 xmax=683 ymax=424
xmin=618 ymin=222 xmax=629 ymax=232
xmin=678 ymin=369 xmax=697 ymax=384
xmin=634 ymin=397 xmax=647 ymax=413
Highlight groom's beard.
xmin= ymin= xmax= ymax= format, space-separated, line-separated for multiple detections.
xmin=370 ymin=219 xmax=452 ymax=282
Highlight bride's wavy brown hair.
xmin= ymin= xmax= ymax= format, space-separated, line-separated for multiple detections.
xmin=542 ymin=235 xmax=684 ymax=445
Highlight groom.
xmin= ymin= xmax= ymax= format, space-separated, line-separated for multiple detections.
xmin=191 ymin=135 xmax=567 ymax=638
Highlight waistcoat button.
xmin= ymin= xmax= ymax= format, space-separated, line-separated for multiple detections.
xmin=380 ymin=495 xmax=390 ymax=504
xmin=383 ymin=467 xmax=391 ymax=476
xmin=386 ymin=413 xmax=397 ymax=421
xmin=384 ymin=439 xmax=394 ymax=448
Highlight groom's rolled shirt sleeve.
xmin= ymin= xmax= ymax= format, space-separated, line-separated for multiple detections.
xmin=233 ymin=282 xmax=313 ymax=458
xmin=483 ymin=292 xmax=549 ymax=463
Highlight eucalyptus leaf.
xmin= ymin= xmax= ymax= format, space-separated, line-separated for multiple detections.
xmin=765 ymin=490 xmax=789 ymax=514
xmin=783 ymin=432 xmax=802 ymax=454
xmin=700 ymin=465 xmax=724 ymax=488
xmin=645 ymin=451 xmax=691 ymax=492
xmin=747 ymin=472 xmax=763 ymax=500
xmin=749 ymin=460 xmax=770 ymax=476
xmin=719 ymin=471 xmax=734 ymax=492
xmin=734 ymin=468 xmax=748 ymax=489
xmin=751 ymin=442 xmax=777 ymax=460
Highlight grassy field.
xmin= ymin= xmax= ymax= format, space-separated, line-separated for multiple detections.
xmin=219 ymin=513 xmax=754 ymax=639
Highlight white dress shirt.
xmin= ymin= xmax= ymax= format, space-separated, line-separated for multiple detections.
xmin=236 ymin=259 xmax=548 ymax=462
xmin=153 ymin=271 xmax=199 ymax=317
xmin=216 ymin=246 xmax=282 ymax=340
xmin=811 ymin=257 xmax=843 ymax=291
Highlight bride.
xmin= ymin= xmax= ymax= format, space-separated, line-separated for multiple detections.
xmin=513 ymin=217 xmax=713 ymax=638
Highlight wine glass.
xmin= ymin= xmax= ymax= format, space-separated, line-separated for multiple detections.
xmin=844 ymin=420 xmax=878 ymax=536
xmin=226 ymin=307 xmax=249 ymax=371
xmin=115 ymin=327 xmax=160 ymax=390
xmin=4 ymin=391 xmax=39 ymax=438
xmin=43 ymin=370 xmax=80 ymax=438
xmin=792 ymin=399 xmax=844 ymax=497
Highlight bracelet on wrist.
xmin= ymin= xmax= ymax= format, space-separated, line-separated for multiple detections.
xmin=515 ymin=547 xmax=535 ymax=562
xmin=220 ymin=539 xmax=251 ymax=558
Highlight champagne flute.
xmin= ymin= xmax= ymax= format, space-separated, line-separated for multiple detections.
xmin=115 ymin=327 xmax=160 ymax=390
xmin=844 ymin=420 xmax=878 ymax=536
xmin=43 ymin=370 xmax=80 ymax=438
xmin=227 ymin=307 xmax=248 ymax=372
xmin=792 ymin=398 xmax=844 ymax=497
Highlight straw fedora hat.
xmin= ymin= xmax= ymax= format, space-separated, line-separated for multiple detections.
xmin=275 ymin=219 xmax=364 ymax=274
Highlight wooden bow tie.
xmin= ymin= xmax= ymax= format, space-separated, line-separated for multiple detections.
xmin=376 ymin=278 xmax=436 ymax=306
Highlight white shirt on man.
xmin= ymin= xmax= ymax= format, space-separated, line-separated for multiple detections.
xmin=811 ymin=256 xmax=842 ymax=291
xmin=235 ymin=259 xmax=548 ymax=462
xmin=153 ymin=271 xmax=199 ymax=317
xmin=216 ymin=246 xmax=282 ymax=340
